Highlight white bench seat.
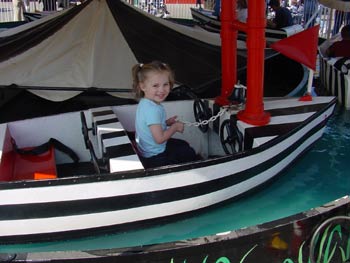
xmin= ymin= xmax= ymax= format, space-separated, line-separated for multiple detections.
xmin=89 ymin=107 xmax=144 ymax=172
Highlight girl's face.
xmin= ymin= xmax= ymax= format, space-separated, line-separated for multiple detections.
xmin=140 ymin=71 xmax=171 ymax=104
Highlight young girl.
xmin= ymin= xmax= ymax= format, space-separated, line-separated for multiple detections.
xmin=132 ymin=61 xmax=197 ymax=168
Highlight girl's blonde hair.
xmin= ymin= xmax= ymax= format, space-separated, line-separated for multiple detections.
xmin=132 ymin=60 xmax=175 ymax=98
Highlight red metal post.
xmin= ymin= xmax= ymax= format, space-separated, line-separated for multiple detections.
xmin=215 ymin=0 xmax=237 ymax=106
xmin=237 ymin=0 xmax=270 ymax=125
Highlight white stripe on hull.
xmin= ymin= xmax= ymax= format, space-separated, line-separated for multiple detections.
xmin=0 ymin=103 xmax=334 ymax=206
xmin=0 ymin=104 xmax=333 ymax=237
xmin=0 ymin=128 xmax=324 ymax=236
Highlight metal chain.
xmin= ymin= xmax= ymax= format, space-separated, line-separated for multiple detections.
xmin=178 ymin=83 xmax=247 ymax=127
xmin=179 ymin=106 xmax=230 ymax=127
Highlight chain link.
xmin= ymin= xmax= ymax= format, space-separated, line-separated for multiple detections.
xmin=178 ymin=83 xmax=247 ymax=127
xmin=179 ymin=104 xmax=243 ymax=127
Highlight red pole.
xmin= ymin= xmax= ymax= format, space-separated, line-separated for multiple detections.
xmin=237 ymin=0 xmax=270 ymax=125
xmin=215 ymin=0 xmax=236 ymax=106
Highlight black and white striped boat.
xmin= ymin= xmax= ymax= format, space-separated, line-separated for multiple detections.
xmin=318 ymin=0 xmax=350 ymax=109
xmin=190 ymin=7 xmax=304 ymax=44
xmin=0 ymin=0 xmax=336 ymax=246
xmin=0 ymin=95 xmax=336 ymax=244
xmin=319 ymin=54 xmax=350 ymax=109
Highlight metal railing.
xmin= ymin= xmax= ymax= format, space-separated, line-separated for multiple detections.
xmin=318 ymin=4 xmax=350 ymax=39
xmin=0 ymin=0 xmax=70 ymax=22
xmin=0 ymin=0 xmax=198 ymax=22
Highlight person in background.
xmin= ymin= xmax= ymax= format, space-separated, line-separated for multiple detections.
xmin=237 ymin=0 xmax=248 ymax=23
xmin=326 ymin=24 xmax=350 ymax=57
xmin=267 ymin=0 xmax=293 ymax=29
xmin=212 ymin=0 xmax=220 ymax=18
xmin=132 ymin=61 xmax=197 ymax=168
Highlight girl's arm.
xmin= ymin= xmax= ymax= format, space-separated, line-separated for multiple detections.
xmin=149 ymin=122 xmax=184 ymax=144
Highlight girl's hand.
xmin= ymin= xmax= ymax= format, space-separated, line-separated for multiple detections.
xmin=173 ymin=121 xmax=184 ymax=133
xmin=166 ymin=116 xmax=177 ymax=126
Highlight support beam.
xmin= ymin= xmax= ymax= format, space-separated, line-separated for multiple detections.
xmin=215 ymin=0 xmax=237 ymax=106
xmin=237 ymin=0 xmax=270 ymax=125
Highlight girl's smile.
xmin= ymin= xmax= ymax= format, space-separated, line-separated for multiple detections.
xmin=140 ymin=72 xmax=171 ymax=104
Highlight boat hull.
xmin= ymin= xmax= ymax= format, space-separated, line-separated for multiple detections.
xmin=0 ymin=96 xmax=336 ymax=244
xmin=319 ymin=54 xmax=350 ymax=109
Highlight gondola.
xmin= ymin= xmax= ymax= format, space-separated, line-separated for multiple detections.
xmin=190 ymin=7 xmax=304 ymax=44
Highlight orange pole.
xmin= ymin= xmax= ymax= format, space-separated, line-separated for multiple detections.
xmin=237 ymin=0 xmax=270 ymax=125
xmin=215 ymin=0 xmax=237 ymax=106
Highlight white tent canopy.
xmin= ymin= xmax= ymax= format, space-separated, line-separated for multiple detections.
xmin=0 ymin=0 xmax=137 ymax=101
xmin=0 ymin=0 xmax=229 ymax=101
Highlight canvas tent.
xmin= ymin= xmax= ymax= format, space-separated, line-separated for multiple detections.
xmin=0 ymin=0 xmax=303 ymax=122
xmin=0 ymin=0 xmax=231 ymax=100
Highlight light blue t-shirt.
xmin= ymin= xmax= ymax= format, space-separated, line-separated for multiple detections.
xmin=135 ymin=98 xmax=167 ymax=158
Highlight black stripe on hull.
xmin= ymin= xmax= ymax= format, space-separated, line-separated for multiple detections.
xmin=6 ymin=198 xmax=350 ymax=262
xmin=0 ymin=112 xmax=331 ymax=221
xmin=0 ymin=98 xmax=337 ymax=193
xmin=334 ymin=70 xmax=339 ymax=97
xmin=0 ymin=119 xmax=329 ymax=244
xmin=0 ymin=98 xmax=336 ymax=243
xmin=340 ymin=74 xmax=346 ymax=106
xmin=321 ymin=55 xmax=348 ymax=108
xmin=328 ymin=64 xmax=333 ymax=95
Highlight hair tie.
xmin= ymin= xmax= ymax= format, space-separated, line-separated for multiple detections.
xmin=139 ymin=63 xmax=144 ymax=68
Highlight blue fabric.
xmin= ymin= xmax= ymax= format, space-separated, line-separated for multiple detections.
xmin=135 ymin=98 xmax=167 ymax=158
xmin=213 ymin=0 xmax=220 ymax=17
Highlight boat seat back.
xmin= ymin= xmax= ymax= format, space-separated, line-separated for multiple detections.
xmin=80 ymin=111 xmax=107 ymax=174
xmin=0 ymin=125 xmax=57 ymax=181
xmin=90 ymin=107 xmax=144 ymax=173
xmin=0 ymin=125 xmax=14 ymax=181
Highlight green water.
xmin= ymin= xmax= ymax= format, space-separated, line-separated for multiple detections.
xmin=1 ymin=106 xmax=350 ymax=253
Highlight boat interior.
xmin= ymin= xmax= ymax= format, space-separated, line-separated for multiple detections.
xmin=0 ymin=100 xmax=242 ymax=181
xmin=0 ymin=97 xmax=311 ymax=182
